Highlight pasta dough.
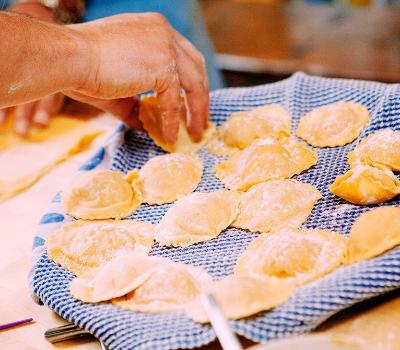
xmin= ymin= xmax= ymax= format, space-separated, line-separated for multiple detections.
xmin=330 ymin=165 xmax=400 ymax=205
xmin=62 ymin=170 xmax=141 ymax=219
xmin=154 ymin=189 xmax=240 ymax=247
xmin=214 ymin=138 xmax=317 ymax=191
xmin=345 ymin=206 xmax=400 ymax=265
xmin=139 ymin=94 xmax=215 ymax=153
xmin=185 ymin=275 xmax=294 ymax=323
xmin=127 ymin=153 xmax=203 ymax=205
xmin=232 ymin=180 xmax=321 ymax=233
xmin=297 ymin=102 xmax=370 ymax=147
xmin=46 ymin=220 xmax=154 ymax=276
xmin=235 ymin=229 xmax=346 ymax=285
xmin=348 ymin=129 xmax=400 ymax=171
xmin=207 ymin=104 xmax=291 ymax=156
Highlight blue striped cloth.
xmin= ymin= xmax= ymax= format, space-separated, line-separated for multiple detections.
xmin=31 ymin=72 xmax=400 ymax=350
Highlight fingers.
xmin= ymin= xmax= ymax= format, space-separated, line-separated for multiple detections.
xmin=14 ymin=101 xmax=36 ymax=135
xmin=33 ymin=93 xmax=65 ymax=126
xmin=0 ymin=108 xmax=11 ymax=124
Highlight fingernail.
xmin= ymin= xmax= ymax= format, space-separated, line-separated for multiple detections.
xmin=15 ymin=118 xmax=28 ymax=135
xmin=33 ymin=111 xmax=49 ymax=125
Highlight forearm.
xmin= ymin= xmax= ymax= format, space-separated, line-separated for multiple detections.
xmin=0 ymin=12 xmax=88 ymax=108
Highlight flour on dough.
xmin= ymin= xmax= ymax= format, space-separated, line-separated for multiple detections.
xmin=207 ymin=104 xmax=291 ymax=156
xmin=62 ymin=170 xmax=141 ymax=219
xmin=232 ymin=180 xmax=321 ymax=233
xmin=127 ymin=153 xmax=203 ymax=205
xmin=297 ymin=102 xmax=370 ymax=147
xmin=330 ymin=165 xmax=400 ymax=205
xmin=235 ymin=228 xmax=346 ymax=285
xmin=154 ymin=189 xmax=240 ymax=247
xmin=46 ymin=220 xmax=154 ymax=276
xmin=214 ymin=138 xmax=317 ymax=191
xmin=348 ymin=129 xmax=400 ymax=171
xmin=345 ymin=206 xmax=400 ymax=264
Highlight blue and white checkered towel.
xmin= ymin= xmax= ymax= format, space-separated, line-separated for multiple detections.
xmin=31 ymin=72 xmax=400 ymax=350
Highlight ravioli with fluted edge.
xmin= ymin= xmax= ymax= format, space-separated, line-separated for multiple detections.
xmin=235 ymin=228 xmax=346 ymax=285
xmin=62 ymin=170 xmax=141 ymax=220
xmin=154 ymin=189 xmax=240 ymax=247
xmin=214 ymin=137 xmax=317 ymax=191
xmin=297 ymin=102 xmax=370 ymax=147
xmin=330 ymin=165 xmax=400 ymax=205
xmin=126 ymin=153 xmax=203 ymax=205
xmin=185 ymin=275 xmax=294 ymax=323
xmin=345 ymin=206 xmax=400 ymax=265
xmin=46 ymin=220 xmax=154 ymax=276
xmin=207 ymin=104 xmax=291 ymax=156
xmin=348 ymin=129 xmax=400 ymax=171
xmin=232 ymin=180 xmax=321 ymax=233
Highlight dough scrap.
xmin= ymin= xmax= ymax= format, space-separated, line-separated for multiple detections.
xmin=207 ymin=104 xmax=291 ymax=156
xmin=127 ymin=153 xmax=203 ymax=205
xmin=46 ymin=220 xmax=154 ymax=276
xmin=62 ymin=170 xmax=141 ymax=219
xmin=154 ymin=189 xmax=240 ymax=247
xmin=235 ymin=228 xmax=346 ymax=285
xmin=297 ymin=102 xmax=370 ymax=147
xmin=330 ymin=165 xmax=400 ymax=205
xmin=348 ymin=129 xmax=400 ymax=171
xmin=232 ymin=180 xmax=321 ymax=233
xmin=112 ymin=261 xmax=213 ymax=312
xmin=345 ymin=206 xmax=400 ymax=265
xmin=139 ymin=94 xmax=216 ymax=153
xmin=214 ymin=138 xmax=317 ymax=191
xmin=185 ymin=275 xmax=294 ymax=323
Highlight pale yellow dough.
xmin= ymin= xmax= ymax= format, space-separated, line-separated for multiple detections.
xmin=154 ymin=189 xmax=240 ymax=247
xmin=46 ymin=220 xmax=154 ymax=276
xmin=127 ymin=153 xmax=203 ymax=205
xmin=207 ymin=104 xmax=291 ymax=156
xmin=232 ymin=180 xmax=321 ymax=233
xmin=345 ymin=206 xmax=400 ymax=265
xmin=330 ymin=165 xmax=400 ymax=205
xmin=139 ymin=95 xmax=215 ymax=153
xmin=348 ymin=129 xmax=400 ymax=171
xmin=297 ymin=102 xmax=370 ymax=147
xmin=62 ymin=170 xmax=141 ymax=219
xmin=185 ymin=275 xmax=294 ymax=323
xmin=235 ymin=228 xmax=346 ymax=285
xmin=214 ymin=138 xmax=317 ymax=191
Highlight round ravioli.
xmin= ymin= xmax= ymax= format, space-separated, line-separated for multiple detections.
xmin=46 ymin=220 xmax=154 ymax=276
xmin=345 ymin=206 xmax=400 ymax=265
xmin=207 ymin=104 xmax=291 ymax=156
xmin=154 ymin=189 xmax=240 ymax=247
xmin=62 ymin=170 xmax=141 ymax=219
xmin=214 ymin=138 xmax=317 ymax=191
xmin=232 ymin=180 xmax=321 ymax=233
xmin=297 ymin=102 xmax=370 ymax=147
xmin=185 ymin=276 xmax=294 ymax=323
xmin=127 ymin=153 xmax=203 ymax=205
xmin=235 ymin=228 xmax=346 ymax=285
xmin=348 ymin=129 xmax=400 ymax=171
xmin=113 ymin=262 xmax=212 ymax=312
xmin=330 ymin=165 xmax=400 ymax=205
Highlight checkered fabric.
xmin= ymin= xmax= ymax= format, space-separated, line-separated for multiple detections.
xmin=31 ymin=72 xmax=400 ymax=350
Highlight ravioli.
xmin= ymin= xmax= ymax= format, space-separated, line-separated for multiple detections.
xmin=139 ymin=94 xmax=215 ymax=153
xmin=235 ymin=228 xmax=346 ymax=285
xmin=345 ymin=206 xmax=400 ymax=264
xmin=297 ymin=102 xmax=370 ymax=147
xmin=232 ymin=180 xmax=321 ymax=233
xmin=185 ymin=275 xmax=294 ymax=323
xmin=207 ymin=104 xmax=291 ymax=156
xmin=330 ymin=165 xmax=400 ymax=205
xmin=46 ymin=220 xmax=154 ymax=276
xmin=62 ymin=170 xmax=141 ymax=219
xmin=127 ymin=153 xmax=203 ymax=205
xmin=154 ymin=189 xmax=240 ymax=247
xmin=348 ymin=129 xmax=400 ymax=171
xmin=214 ymin=138 xmax=317 ymax=191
